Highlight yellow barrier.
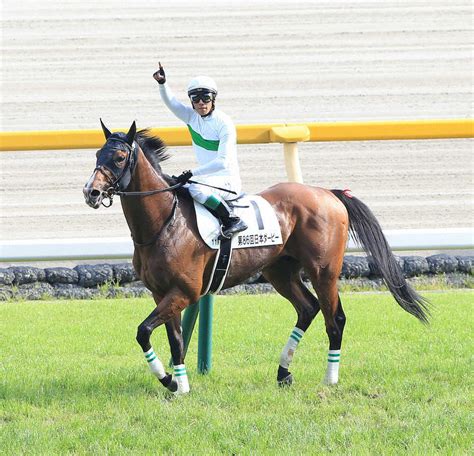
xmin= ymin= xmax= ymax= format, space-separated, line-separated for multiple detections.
xmin=301 ymin=118 xmax=474 ymax=142
xmin=0 ymin=124 xmax=287 ymax=151
xmin=1 ymin=119 xmax=472 ymax=183
xmin=1 ymin=119 xmax=472 ymax=151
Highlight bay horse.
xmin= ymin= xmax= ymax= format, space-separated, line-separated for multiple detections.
xmin=83 ymin=121 xmax=430 ymax=395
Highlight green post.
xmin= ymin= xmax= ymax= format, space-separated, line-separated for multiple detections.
xmin=197 ymin=295 xmax=214 ymax=373
xmin=171 ymin=296 xmax=213 ymax=374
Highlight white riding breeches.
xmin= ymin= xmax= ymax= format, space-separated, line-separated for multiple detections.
xmin=186 ymin=175 xmax=241 ymax=204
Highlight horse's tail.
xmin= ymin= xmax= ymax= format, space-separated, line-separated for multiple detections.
xmin=331 ymin=189 xmax=430 ymax=324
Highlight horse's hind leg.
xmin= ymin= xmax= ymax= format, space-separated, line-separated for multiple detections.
xmin=309 ymin=271 xmax=346 ymax=385
xmin=262 ymin=257 xmax=321 ymax=387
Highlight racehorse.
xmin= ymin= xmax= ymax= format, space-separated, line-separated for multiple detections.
xmin=83 ymin=121 xmax=430 ymax=394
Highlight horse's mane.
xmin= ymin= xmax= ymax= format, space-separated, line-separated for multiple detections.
xmin=135 ymin=129 xmax=169 ymax=171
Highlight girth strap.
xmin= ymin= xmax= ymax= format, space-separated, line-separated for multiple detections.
xmin=203 ymin=237 xmax=233 ymax=295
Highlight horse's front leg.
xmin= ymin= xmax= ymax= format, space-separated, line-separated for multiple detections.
xmin=136 ymin=290 xmax=191 ymax=394
xmin=165 ymin=315 xmax=190 ymax=394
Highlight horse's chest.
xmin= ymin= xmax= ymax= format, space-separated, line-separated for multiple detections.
xmin=135 ymin=245 xmax=190 ymax=292
xmin=133 ymin=251 xmax=169 ymax=293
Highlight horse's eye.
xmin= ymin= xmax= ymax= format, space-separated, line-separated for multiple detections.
xmin=116 ymin=155 xmax=126 ymax=163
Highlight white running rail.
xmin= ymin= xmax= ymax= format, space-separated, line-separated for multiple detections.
xmin=1 ymin=228 xmax=472 ymax=262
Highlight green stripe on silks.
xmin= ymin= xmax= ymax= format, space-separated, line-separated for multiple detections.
xmin=204 ymin=195 xmax=221 ymax=210
xmin=187 ymin=125 xmax=220 ymax=151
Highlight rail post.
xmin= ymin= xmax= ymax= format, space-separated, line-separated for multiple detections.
xmin=269 ymin=125 xmax=310 ymax=183
xmin=177 ymin=295 xmax=213 ymax=374
xmin=197 ymin=295 xmax=213 ymax=373
xmin=181 ymin=301 xmax=200 ymax=357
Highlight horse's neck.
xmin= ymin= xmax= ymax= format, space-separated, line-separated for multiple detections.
xmin=120 ymin=151 xmax=174 ymax=244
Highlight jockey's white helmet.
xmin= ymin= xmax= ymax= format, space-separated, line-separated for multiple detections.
xmin=187 ymin=76 xmax=218 ymax=96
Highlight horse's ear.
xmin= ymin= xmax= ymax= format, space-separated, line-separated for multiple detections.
xmin=125 ymin=121 xmax=137 ymax=146
xmin=100 ymin=118 xmax=112 ymax=139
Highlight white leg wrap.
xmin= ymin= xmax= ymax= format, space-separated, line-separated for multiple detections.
xmin=173 ymin=364 xmax=190 ymax=394
xmin=279 ymin=327 xmax=305 ymax=369
xmin=323 ymin=349 xmax=341 ymax=385
xmin=144 ymin=347 xmax=166 ymax=380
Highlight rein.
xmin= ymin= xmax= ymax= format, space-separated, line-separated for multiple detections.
xmin=113 ymin=180 xmax=236 ymax=197
xmin=100 ymin=181 xmax=182 ymax=208
xmin=115 ymin=182 xmax=184 ymax=197
xmin=102 ymin=179 xmax=236 ymax=207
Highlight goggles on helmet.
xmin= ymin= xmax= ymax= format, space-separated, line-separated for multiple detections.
xmin=189 ymin=92 xmax=214 ymax=104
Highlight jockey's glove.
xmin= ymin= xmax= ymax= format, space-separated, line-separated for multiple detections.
xmin=153 ymin=64 xmax=166 ymax=84
xmin=173 ymin=170 xmax=193 ymax=184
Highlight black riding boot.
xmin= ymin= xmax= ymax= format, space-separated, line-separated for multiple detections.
xmin=212 ymin=200 xmax=248 ymax=239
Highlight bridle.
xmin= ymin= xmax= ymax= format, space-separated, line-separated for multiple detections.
xmin=94 ymin=137 xmax=182 ymax=208
xmin=92 ymin=136 xmax=183 ymax=246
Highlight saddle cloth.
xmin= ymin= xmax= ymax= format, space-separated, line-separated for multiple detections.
xmin=194 ymin=195 xmax=283 ymax=250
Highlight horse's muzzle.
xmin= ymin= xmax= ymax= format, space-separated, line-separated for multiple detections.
xmin=83 ymin=185 xmax=103 ymax=209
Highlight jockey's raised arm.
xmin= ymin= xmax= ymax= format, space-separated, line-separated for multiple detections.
xmin=154 ymin=62 xmax=247 ymax=239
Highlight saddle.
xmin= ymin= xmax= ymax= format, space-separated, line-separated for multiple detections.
xmin=194 ymin=194 xmax=283 ymax=294
xmin=194 ymin=194 xmax=282 ymax=250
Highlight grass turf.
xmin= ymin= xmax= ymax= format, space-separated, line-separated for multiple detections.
xmin=1 ymin=291 xmax=472 ymax=454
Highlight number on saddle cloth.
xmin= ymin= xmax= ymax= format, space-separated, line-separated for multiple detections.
xmin=193 ymin=195 xmax=283 ymax=251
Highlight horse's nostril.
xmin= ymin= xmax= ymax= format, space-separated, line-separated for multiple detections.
xmin=91 ymin=189 xmax=101 ymax=197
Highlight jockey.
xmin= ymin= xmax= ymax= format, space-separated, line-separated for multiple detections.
xmin=153 ymin=62 xmax=247 ymax=240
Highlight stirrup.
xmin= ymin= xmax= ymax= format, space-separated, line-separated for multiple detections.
xmin=218 ymin=228 xmax=232 ymax=241
xmin=219 ymin=219 xmax=248 ymax=240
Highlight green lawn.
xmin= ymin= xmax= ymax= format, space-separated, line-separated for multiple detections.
xmin=1 ymin=292 xmax=472 ymax=455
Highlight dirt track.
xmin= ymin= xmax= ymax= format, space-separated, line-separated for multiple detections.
xmin=1 ymin=0 xmax=473 ymax=241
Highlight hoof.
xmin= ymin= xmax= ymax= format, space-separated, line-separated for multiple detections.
xmin=173 ymin=385 xmax=190 ymax=396
xmin=159 ymin=374 xmax=178 ymax=392
xmin=278 ymin=373 xmax=293 ymax=387
xmin=167 ymin=379 xmax=178 ymax=393
xmin=322 ymin=376 xmax=338 ymax=386
xmin=277 ymin=366 xmax=293 ymax=387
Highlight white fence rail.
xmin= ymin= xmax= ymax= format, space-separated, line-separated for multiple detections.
xmin=1 ymin=228 xmax=472 ymax=262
